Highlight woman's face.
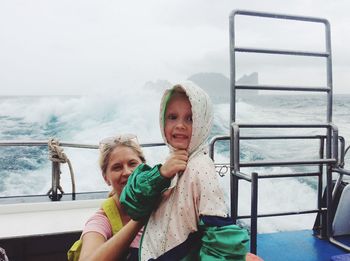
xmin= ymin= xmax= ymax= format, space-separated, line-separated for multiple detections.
xmin=104 ymin=145 xmax=143 ymax=196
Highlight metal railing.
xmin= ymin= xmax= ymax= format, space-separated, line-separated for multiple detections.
xmin=229 ymin=10 xmax=350 ymax=253
xmin=0 ymin=140 xmax=165 ymax=201
xmin=211 ymin=134 xmax=333 ymax=252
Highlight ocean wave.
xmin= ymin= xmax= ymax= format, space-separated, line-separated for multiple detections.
xmin=1 ymin=93 xmax=350 ymax=232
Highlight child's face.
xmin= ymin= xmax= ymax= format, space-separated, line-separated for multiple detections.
xmin=164 ymin=94 xmax=192 ymax=150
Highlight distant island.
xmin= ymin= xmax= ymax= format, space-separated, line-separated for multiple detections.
xmin=188 ymin=72 xmax=259 ymax=104
xmin=145 ymin=72 xmax=259 ymax=104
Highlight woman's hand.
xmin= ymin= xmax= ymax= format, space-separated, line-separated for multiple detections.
xmin=160 ymin=150 xmax=188 ymax=178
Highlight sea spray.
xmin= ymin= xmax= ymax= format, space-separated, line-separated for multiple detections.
xmin=1 ymin=93 xmax=350 ymax=233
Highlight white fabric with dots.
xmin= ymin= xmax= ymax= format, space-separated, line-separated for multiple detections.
xmin=140 ymin=81 xmax=229 ymax=260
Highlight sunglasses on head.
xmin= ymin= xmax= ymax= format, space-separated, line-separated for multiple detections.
xmin=99 ymin=134 xmax=139 ymax=150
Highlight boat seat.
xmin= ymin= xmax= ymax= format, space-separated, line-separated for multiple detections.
xmin=330 ymin=253 xmax=350 ymax=261
xmin=333 ymin=183 xmax=350 ymax=236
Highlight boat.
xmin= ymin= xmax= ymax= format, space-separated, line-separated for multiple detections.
xmin=1 ymin=9 xmax=350 ymax=261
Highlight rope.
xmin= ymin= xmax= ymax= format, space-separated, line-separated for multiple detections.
xmin=48 ymin=138 xmax=76 ymax=200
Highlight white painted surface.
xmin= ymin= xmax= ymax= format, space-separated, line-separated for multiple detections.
xmin=0 ymin=199 xmax=104 ymax=238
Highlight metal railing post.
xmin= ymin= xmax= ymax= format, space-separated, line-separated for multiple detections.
xmin=318 ymin=136 xmax=326 ymax=238
xmin=231 ymin=124 xmax=240 ymax=222
xmin=250 ymin=172 xmax=258 ymax=254
xmin=49 ymin=161 xmax=62 ymax=201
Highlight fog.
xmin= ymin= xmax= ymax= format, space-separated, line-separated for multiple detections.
xmin=0 ymin=0 xmax=349 ymax=95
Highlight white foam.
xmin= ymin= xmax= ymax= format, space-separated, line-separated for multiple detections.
xmin=1 ymin=93 xmax=350 ymax=233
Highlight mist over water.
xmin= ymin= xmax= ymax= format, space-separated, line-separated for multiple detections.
xmin=1 ymin=92 xmax=350 ymax=233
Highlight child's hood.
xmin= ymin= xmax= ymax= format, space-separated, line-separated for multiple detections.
xmin=159 ymin=81 xmax=213 ymax=155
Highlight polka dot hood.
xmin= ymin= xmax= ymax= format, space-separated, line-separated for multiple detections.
xmin=159 ymin=81 xmax=213 ymax=157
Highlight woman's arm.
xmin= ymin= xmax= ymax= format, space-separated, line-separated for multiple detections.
xmin=79 ymin=220 xmax=143 ymax=261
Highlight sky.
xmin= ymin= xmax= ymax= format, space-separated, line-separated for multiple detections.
xmin=0 ymin=0 xmax=350 ymax=95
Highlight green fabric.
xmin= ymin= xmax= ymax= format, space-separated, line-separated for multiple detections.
xmin=67 ymin=197 xmax=123 ymax=261
xmin=198 ymin=219 xmax=249 ymax=261
xmin=161 ymin=89 xmax=174 ymax=127
xmin=120 ymin=163 xmax=170 ymax=221
xmin=138 ymin=220 xmax=249 ymax=261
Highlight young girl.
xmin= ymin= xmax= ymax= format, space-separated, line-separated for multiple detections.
xmin=121 ymin=82 xmax=251 ymax=260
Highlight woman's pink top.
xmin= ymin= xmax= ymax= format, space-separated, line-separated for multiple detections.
xmin=81 ymin=209 xmax=142 ymax=248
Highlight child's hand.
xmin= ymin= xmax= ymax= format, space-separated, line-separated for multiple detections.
xmin=246 ymin=253 xmax=263 ymax=261
xmin=160 ymin=150 xmax=188 ymax=178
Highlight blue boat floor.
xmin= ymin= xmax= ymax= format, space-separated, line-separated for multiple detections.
xmin=257 ymin=230 xmax=350 ymax=261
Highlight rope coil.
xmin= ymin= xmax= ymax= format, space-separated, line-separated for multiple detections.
xmin=48 ymin=138 xmax=76 ymax=200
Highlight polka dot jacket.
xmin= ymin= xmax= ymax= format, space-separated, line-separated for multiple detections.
xmin=121 ymin=81 xmax=249 ymax=261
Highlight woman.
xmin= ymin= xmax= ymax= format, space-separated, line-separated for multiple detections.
xmin=78 ymin=134 xmax=146 ymax=261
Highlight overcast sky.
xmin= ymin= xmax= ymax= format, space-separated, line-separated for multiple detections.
xmin=0 ymin=0 xmax=350 ymax=95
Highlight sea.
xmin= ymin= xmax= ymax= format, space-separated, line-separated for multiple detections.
xmin=1 ymin=89 xmax=349 ymax=233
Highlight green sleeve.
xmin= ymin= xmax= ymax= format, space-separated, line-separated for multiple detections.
xmin=198 ymin=219 xmax=249 ymax=261
xmin=120 ymin=163 xmax=171 ymax=221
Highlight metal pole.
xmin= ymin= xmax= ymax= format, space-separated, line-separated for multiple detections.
xmin=250 ymin=172 xmax=258 ymax=254
xmin=318 ymin=136 xmax=326 ymax=238
xmin=231 ymin=124 xmax=240 ymax=222
xmin=50 ymin=161 xmax=61 ymax=201
xmin=326 ymin=126 xmax=332 ymax=238
xmin=325 ymin=22 xmax=333 ymax=238
xmin=229 ymin=13 xmax=238 ymax=222
xmin=325 ymin=20 xmax=333 ymax=123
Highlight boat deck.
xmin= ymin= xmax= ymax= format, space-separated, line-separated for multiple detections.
xmin=0 ymin=199 xmax=103 ymax=238
xmin=0 ymin=199 xmax=104 ymax=260
xmin=257 ymin=230 xmax=350 ymax=261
